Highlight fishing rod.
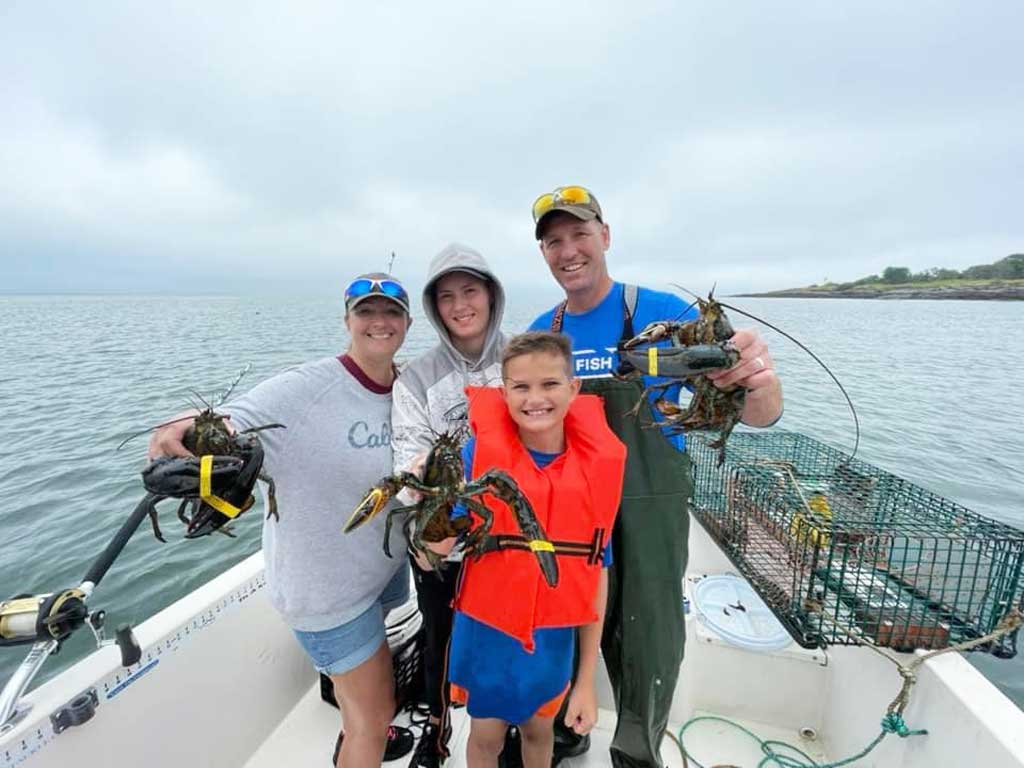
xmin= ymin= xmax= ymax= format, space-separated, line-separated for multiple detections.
xmin=0 ymin=494 xmax=154 ymax=730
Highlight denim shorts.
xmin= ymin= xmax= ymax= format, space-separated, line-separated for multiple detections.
xmin=293 ymin=564 xmax=410 ymax=677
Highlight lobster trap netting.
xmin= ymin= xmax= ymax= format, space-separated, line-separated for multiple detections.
xmin=689 ymin=430 xmax=1024 ymax=656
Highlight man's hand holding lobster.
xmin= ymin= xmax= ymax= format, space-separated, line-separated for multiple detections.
xmin=705 ymin=328 xmax=783 ymax=428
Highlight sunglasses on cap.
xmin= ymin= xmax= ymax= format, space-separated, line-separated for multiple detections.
xmin=531 ymin=185 xmax=597 ymax=223
xmin=344 ymin=277 xmax=409 ymax=306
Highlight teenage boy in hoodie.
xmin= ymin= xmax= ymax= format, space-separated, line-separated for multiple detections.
xmin=392 ymin=242 xmax=509 ymax=767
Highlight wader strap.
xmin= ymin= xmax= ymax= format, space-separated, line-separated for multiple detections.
xmin=549 ymin=284 xmax=638 ymax=338
xmin=475 ymin=528 xmax=606 ymax=565
xmin=551 ymin=301 xmax=567 ymax=333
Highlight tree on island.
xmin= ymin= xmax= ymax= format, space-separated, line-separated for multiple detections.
xmin=962 ymin=254 xmax=1024 ymax=280
xmin=873 ymin=255 xmax=1023 ymax=285
xmin=882 ymin=266 xmax=911 ymax=283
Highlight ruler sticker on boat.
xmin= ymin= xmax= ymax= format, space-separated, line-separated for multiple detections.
xmin=106 ymin=573 xmax=266 ymax=705
xmin=104 ymin=658 xmax=159 ymax=701
xmin=1 ymin=726 xmax=48 ymax=767
xmin=0 ymin=571 xmax=267 ymax=768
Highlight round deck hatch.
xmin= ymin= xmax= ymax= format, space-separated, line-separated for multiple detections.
xmin=692 ymin=574 xmax=792 ymax=652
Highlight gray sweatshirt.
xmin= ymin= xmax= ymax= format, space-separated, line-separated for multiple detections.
xmin=226 ymin=356 xmax=405 ymax=632
xmin=391 ymin=243 xmax=508 ymax=475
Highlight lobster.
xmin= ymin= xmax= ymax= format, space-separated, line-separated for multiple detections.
xmin=617 ymin=290 xmax=746 ymax=465
xmin=119 ymin=366 xmax=284 ymax=541
xmin=343 ymin=428 xmax=559 ymax=587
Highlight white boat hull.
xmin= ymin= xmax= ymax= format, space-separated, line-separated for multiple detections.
xmin=3 ymin=515 xmax=1023 ymax=767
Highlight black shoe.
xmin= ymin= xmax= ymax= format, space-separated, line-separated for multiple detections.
xmin=409 ymin=720 xmax=452 ymax=768
xmin=551 ymin=732 xmax=590 ymax=766
xmin=497 ymin=726 xmax=523 ymax=768
xmin=331 ymin=725 xmax=415 ymax=765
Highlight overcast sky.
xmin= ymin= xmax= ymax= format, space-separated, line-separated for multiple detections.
xmin=2 ymin=1 xmax=1021 ymax=299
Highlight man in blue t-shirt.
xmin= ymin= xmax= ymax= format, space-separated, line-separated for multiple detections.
xmin=527 ymin=185 xmax=783 ymax=768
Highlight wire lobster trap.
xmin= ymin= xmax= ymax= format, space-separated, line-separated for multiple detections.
xmin=689 ymin=430 xmax=1024 ymax=656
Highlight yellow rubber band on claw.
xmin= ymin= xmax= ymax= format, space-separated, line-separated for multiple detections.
xmin=648 ymin=347 xmax=658 ymax=376
xmin=199 ymin=454 xmax=245 ymax=519
xmin=365 ymin=488 xmax=387 ymax=514
xmin=528 ymin=540 xmax=556 ymax=553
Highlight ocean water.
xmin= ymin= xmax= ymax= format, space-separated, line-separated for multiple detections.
xmin=0 ymin=294 xmax=1022 ymax=710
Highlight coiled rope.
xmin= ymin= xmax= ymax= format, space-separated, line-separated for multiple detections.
xmin=668 ymin=607 xmax=1023 ymax=767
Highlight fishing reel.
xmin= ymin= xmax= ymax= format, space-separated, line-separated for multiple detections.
xmin=0 ymin=590 xmax=89 ymax=648
xmin=1 ymin=589 xmax=141 ymax=660
xmin=141 ymin=434 xmax=266 ymax=538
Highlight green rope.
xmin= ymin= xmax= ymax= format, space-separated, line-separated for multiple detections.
xmin=673 ymin=712 xmax=924 ymax=768
xmin=880 ymin=712 xmax=927 ymax=738
xmin=668 ymin=608 xmax=1023 ymax=767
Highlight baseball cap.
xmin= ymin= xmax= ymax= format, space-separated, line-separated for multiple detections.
xmin=344 ymin=272 xmax=411 ymax=314
xmin=532 ymin=185 xmax=603 ymax=239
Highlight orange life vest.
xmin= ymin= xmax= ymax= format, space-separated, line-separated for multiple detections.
xmin=454 ymin=387 xmax=626 ymax=651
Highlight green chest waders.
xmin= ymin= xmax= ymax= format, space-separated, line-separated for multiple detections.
xmin=583 ymin=376 xmax=692 ymax=768
xmin=548 ymin=287 xmax=692 ymax=767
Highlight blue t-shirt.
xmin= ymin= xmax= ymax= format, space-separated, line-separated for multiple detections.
xmin=448 ymin=439 xmax=610 ymax=724
xmin=528 ymin=282 xmax=700 ymax=450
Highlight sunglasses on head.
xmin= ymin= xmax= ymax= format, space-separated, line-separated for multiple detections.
xmin=531 ymin=185 xmax=596 ymax=223
xmin=344 ymin=278 xmax=408 ymax=304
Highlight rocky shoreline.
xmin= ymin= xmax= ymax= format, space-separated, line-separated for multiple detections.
xmin=737 ymin=282 xmax=1024 ymax=301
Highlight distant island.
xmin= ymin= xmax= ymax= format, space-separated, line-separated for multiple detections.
xmin=739 ymin=254 xmax=1024 ymax=300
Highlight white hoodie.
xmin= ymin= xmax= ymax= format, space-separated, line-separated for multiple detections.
xmin=391 ymin=243 xmax=508 ymax=475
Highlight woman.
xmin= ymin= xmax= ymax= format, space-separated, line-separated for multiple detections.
xmin=391 ymin=243 xmax=508 ymax=767
xmin=149 ymin=272 xmax=415 ymax=768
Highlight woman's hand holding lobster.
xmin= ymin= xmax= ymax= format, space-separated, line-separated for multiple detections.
xmin=147 ymin=409 xmax=203 ymax=460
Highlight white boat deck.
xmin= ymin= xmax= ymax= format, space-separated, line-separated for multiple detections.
xmin=6 ymin=521 xmax=1024 ymax=768
xmin=244 ymin=683 xmax=831 ymax=767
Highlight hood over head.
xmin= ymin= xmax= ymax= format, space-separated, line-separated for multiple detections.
xmin=423 ymin=243 xmax=506 ymax=371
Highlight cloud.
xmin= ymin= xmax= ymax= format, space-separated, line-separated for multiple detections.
xmin=1 ymin=1 xmax=1021 ymax=294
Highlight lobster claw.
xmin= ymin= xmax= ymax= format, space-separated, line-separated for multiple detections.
xmin=184 ymin=504 xmax=244 ymax=539
xmin=530 ymin=544 xmax=560 ymax=589
xmin=619 ymin=343 xmax=739 ymax=379
xmin=343 ymin=487 xmax=391 ymax=533
xmin=621 ymin=321 xmax=671 ymax=350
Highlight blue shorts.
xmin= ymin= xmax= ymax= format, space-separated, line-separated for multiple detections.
xmin=293 ymin=565 xmax=410 ymax=676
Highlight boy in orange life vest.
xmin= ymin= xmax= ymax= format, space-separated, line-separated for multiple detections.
xmin=431 ymin=332 xmax=626 ymax=768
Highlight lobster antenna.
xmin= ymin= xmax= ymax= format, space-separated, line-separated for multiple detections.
xmin=460 ymin=380 xmax=506 ymax=436
xmin=188 ymin=389 xmax=212 ymax=411
xmin=219 ymin=363 xmax=252 ymax=405
xmin=713 ymin=298 xmax=861 ymax=462
xmin=116 ymin=413 xmax=201 ymax=451
xmin=668 ymin=282 xmax=703 ymax=304
xmin=668 ymin=298 xmax=701 ymax=324
xmin=658 ymin=282 xmax=702 ymax=323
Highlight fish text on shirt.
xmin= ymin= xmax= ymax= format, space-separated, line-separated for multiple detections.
xmin=572 ymin=347 xmax=619 ymax=377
